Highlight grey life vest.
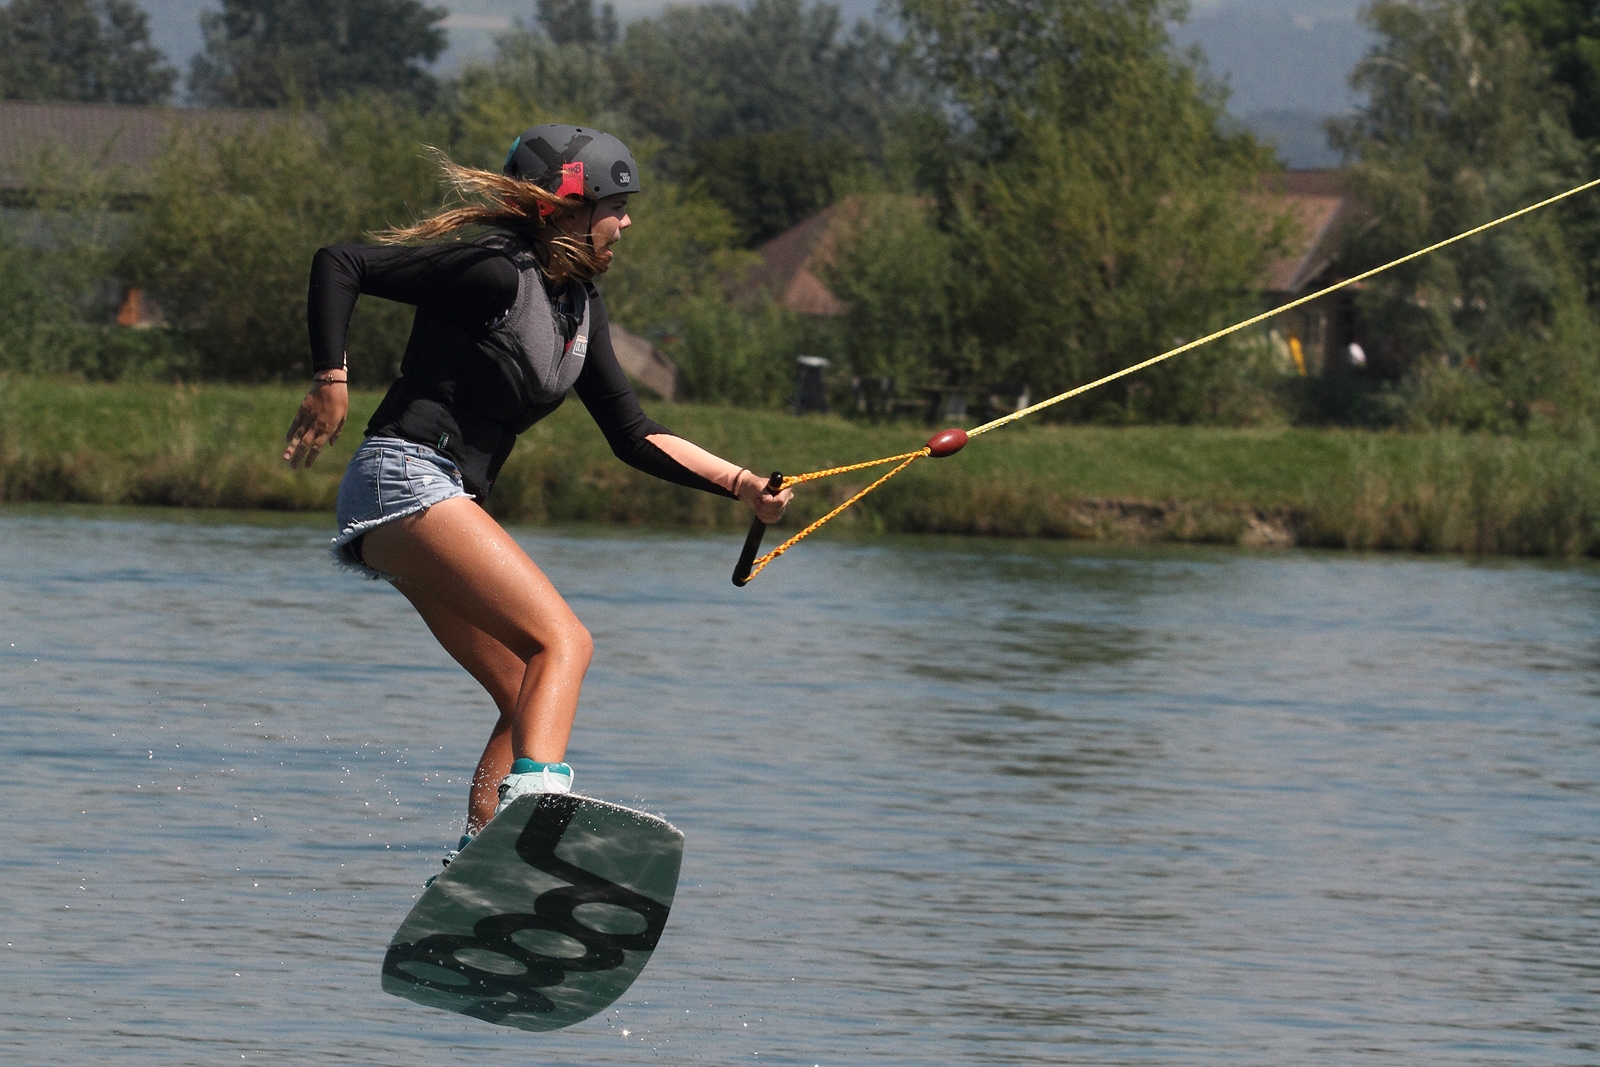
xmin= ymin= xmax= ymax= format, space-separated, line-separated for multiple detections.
xmin=478 ymin=234 xmax=590 ymax=409
xmin=364 ymin=233 xmax=598 ymax=499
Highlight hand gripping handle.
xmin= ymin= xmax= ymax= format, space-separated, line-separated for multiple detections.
xmin=731 ymin=471 xmax=784 ymax=587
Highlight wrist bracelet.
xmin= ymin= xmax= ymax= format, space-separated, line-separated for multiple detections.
xmin=312 ymin=375 xmax=347 ymax=385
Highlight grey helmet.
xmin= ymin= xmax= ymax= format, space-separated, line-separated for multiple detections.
xmin=502 ymin=124 xmax=640 ymax=207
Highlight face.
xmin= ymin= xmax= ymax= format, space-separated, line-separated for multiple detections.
xmin=555 ymin=193 xmax=632 ymax=273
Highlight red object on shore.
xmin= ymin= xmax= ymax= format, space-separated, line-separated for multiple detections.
xmin=925 ymin=428 xmax=968 ymax=457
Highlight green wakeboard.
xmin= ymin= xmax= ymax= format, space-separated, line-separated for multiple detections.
xmin=382 ymin=793 xmax=684 ymax=1031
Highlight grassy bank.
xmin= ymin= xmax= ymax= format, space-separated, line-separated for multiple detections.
xmin=3 ymin=377 xmax=1598 ymax=557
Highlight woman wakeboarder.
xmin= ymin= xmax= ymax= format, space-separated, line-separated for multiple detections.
xmin=282 ymin=124 xmax=791 ymax=874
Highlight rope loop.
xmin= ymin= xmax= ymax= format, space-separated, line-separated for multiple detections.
xmin=742 ymin=450 xmax=928 ymax=583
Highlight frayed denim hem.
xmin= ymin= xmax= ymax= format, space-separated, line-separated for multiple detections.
xmin=329 ymin=436 xmax=471 ymax=580
xmin=329 ymin=502 xmax=434 ymax=581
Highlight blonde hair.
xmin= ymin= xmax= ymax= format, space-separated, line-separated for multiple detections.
xmin=377 ymin=150 xmax=604 ymax=281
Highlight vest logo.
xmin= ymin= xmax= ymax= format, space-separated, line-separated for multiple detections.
xmin=611 ymin=160 xmax=632 ymax=188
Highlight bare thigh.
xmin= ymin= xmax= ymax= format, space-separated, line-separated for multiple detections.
xmin=360 ymin=496 xmax=589 ymax=662
xmin=398 ymin=584 xmax=526 ymax=716
xmin=361 ymin=496 xmax=593 ymax=765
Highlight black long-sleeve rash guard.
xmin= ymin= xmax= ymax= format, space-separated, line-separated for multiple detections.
xmin=307 ymin=239 xmax=735 ymax=502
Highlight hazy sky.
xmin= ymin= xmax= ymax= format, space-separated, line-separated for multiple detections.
xmin=142 ymin=0 xmax=1373 ymax=116
xmin=1172 ymin=0 xmax=1371 ymax=113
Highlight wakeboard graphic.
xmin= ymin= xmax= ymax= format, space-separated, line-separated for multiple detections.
xmin=382 ymin=793 xmax=684 ymax=1031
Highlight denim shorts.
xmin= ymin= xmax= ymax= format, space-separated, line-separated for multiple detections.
xmin=331 ymin=436 xmax=471 ymax=579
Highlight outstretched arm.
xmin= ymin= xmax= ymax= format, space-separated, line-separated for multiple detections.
xmin=573 ymin=296 xmax=791 ymax=523
xmin=641 ymin=435 xmax=789 ymax=523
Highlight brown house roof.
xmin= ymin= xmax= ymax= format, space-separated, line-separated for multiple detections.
xmin=1261 ymin=169 xmax=1361 ymax=294
xmin=0 ymin=100 xmax=277 ymax=193
xmin=734 ymin=203 xmax=849 ymax=315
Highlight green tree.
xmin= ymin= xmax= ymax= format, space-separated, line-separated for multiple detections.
xmin=598 ymin=178 xmax=753 ymax=336
xmin=189 ymin=0 xmax=447 ymax=107
xmin=614 ymin=0 xmax=903 ymax=177
xmin=689 ymin=129 xmax=866 ymax=245
xmin=0 ymin=148 xmax=184 ymax=379
xmin=0 ymin=169 xmax=114 ymax=374
xmin=896 ymin=0 xmax=1177 ymax=154
xmin=123 ymin=96 xmax=448 ymax=381
xmin=1331 ymin=0 xmax=1599 ymax=430
xmin=447 ymin=25 xmax=627 ymax=171
xmin=0 ymin=0 xmax=176 ymax=103
xmin=892 ymin=0 xmax=1284 ymax=422
xmin=1502 ymin=0 xmax=1600 ymax=143
xmin=818 ymin=193 xmax=961 ymax=389
xmin=538 ymin=0 xmax=617 ymax=48
xmin=462 ymin=1 xmax=901 ymax=245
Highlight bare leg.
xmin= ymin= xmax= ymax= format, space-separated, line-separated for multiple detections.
xmin=362 ymin=497 xmax=593 ymax=830
xmin=395 ymin=589 xmax=522 ymax=833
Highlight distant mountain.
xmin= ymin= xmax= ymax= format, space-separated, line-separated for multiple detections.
xmin=1172 ymin=1 xmax=1371 ymax=167
xmin=1232 ymin=109 xmax=1346 ymax=169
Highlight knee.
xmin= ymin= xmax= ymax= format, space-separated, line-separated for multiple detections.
xmin=571 ymin=622 xmax=594 ymax=669
xmin=543 ymin=619 xmax=593 ymax=672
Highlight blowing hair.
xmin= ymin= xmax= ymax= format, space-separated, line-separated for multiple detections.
xmin=376 ymin=150 xmax=604 ymax=281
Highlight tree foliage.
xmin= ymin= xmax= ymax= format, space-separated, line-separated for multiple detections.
xmin=538 ymin=0 xmax=617 ymax=48
xmin=613 ymin=0 xmax=903 ymax=179
xmin=447 ymin=27 xmax=628 ymax=171
xmin=689 ymin=129 xmax=866 ymax=245
xmin=896 ymin=0 xmax=1180 ymax=144
xmin=456 ymin=0 xmax=894 ymax=247
xmin=0 ymin=0 xmax=176 ymax=104
xmin=122 ymin=98 xmax=447 ymax=381
xmin=1331 ymin=0 xmax=1599 ymax=430
xmin=1502 ymin=0 xmax=1600 ymax=143
xmin=818 ymin=194 xmax=961 ymax=388
xmin=189 ymin=0 xmax=447 ymax=107
xmin=0 ymin=148 xmax=188 ymax=378
xmin=885 ymin=0 xmax=1284 ymax=422
xmin=0 ymin=180 xmax=115 ymax=374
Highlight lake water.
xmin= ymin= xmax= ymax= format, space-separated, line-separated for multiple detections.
xmin=0 ymin=506 xmax=1596 ymax=1065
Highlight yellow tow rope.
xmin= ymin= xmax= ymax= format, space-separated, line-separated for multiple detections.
xmin=734 ymin=175 xmax=1600 ymax=585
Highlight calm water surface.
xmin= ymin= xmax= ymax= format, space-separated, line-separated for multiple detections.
xmin=0 ymin=506 xmax=1596 ymax=1065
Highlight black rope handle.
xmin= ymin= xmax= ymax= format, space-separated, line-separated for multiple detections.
xmin=731 ymin=471 xmax=784 ymax=587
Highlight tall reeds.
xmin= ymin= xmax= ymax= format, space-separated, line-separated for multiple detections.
xmin=2 ymin=378 xmax=1596 ymax=559
xmin=1298 ymin=430 xmax=1600 ymax=556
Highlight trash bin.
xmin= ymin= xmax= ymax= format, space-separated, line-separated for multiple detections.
xmin=795 ymin=355 xmax=829 ymax=415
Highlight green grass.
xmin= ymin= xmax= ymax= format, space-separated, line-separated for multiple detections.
xmin=3 ymin=376 xmax=1598 ymax=557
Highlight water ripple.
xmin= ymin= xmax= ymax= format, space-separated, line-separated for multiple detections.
xmin=1 ymin=509 xmax=1596 ymax=1065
